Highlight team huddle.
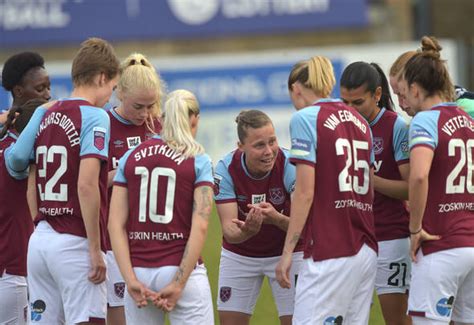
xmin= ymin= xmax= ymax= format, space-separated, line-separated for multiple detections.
xmin=0 ymin=35 xmax=473 ymax=325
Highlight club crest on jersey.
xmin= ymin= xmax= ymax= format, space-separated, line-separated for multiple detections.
xmin=269 ymin=187 xmax=285 ymax=205
xmin=251 ymin=194 xmax=266 ymax=204
xmin=127 ymin=136 xmax=141 ymax=149
xmin=214 ymin=175 xmax=222 ymax=196
xmin=114 ymin=282 xmax=126 ymax=299
xmin=93 ymin=127 xmax=106 ymax=151
xmin=373 ymin=137 xmax=384 ymax=155
xmin=220 ymin=286 xmax=232 ymax=302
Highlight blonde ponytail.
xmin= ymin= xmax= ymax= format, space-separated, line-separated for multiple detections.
xmin=161 ymin=90 xmax=204 ymax=158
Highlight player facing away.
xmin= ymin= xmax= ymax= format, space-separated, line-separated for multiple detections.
xmin=276 ymin=56 xmax=378 ymax=325
xmin=401 ymin=36 xmax=474 ymax=325
xmin=0 ymin=98 xmax=46 ymax=325
xmin=340 ymin=62 xmax=412 ymax=325
xmin=108 ymin=89 xmax=214 ymax=324
xmin=105 ymin=53 xmax=163 ymax=325
xmin=214 ymin=109 xmax=303 ymax=325
xmin=1 ymin=52 xmax=51 ymax=124
xmin=7 ymin=37 xmax=120 ymax=324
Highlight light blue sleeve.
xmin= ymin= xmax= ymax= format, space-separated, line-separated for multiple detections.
xmin=80 ymin=106 xmax=110 ymax=159
xmin=113 ymin=148 xmax=134 ymax=184
xmin=392 ymin=115 xmax=410 ymax=162
xmin=282 ymin=149 xmax=296 ymax=193
xmin=409 ymin=111 xmax=440 ymax=150
xmin=289 ymin=107 xmax=319 ymax=164
xmin=4 ymin=149 xmax=29 ymax=180
xmin=369 ymin=128 xmax=375 ymax=165
xmin=214 ymin=153 xmax=236 ymax=201
xmin=194 ymin=153 xmax=214 ymax=185
xmin=6 ymin=107 xmax=47 ymax=172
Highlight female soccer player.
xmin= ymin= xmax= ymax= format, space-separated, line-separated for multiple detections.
xmin=401 ymin=36 xmax=474 ymax=325
xmin=276 ymin=56 xmax=378 ymax=325
xmin=214 ymin=109 xmax=302 ymax=325
xmin=340 ymin=61 xmax=411 ymax=325
xmin=7 ymin=37 xmax=120 ymax=324
xmin=1 ymin=52 xmax=51 ymax=123
xmin=108 ymin=89 xmax=214 ymax=324
xmin=105 ymin=52 xmax=163 ymax=325
xmin=0 ymin=98 xmax=46 ymax=325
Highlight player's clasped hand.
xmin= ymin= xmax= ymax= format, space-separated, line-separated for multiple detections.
xmin=248 ymin=202 xmax=277 ymax=224
xmin=88 ymin=250 xmax=107 ymax=284
xmin=153 ymin=281 xmax=184 ymax=312
xmin=275 ymin=253 xmax=292 ymax=289
xmin=127 ymin=278 xmax=159 ymax=308
xmin=232 ymin=207 xmax=263 ymax=235
xmin=409 ymin=229 xmax=441 ymax=263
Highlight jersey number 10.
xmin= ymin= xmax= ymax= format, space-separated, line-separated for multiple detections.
xmin=135 ymin=166 xmax=176 ymax=224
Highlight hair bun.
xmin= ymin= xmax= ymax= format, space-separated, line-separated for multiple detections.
xmin=420 ymin=36 xmax=442 ymax=59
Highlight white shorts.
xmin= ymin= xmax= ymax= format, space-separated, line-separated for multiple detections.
xmin=125 ymin=264 xmax=214 ymax=325
xmin=293 ymin=244 xmax=377 ymax=325
xmin=375 ymin=237 xmax=411 ymax=295
xmin=106 ymin=251 xmax=125 ymax=307
xmin=408 ymin=247 xmax=474 ymax=323
xmin=0 ymin=272 xmax=28 ymax=325
xmin=27 ymin=221 xmax=107 ymax=324
xmin=217 ymin=248 xmax=303 ymax=317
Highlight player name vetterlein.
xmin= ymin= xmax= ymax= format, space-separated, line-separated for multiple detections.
xmin=37 ymin=112 xmax=80 ymax=147
xmin=129 ymin=231 xmax=184 ymax=241
xmin=134 ymin=143 xmax=185 ymax=165
xmin=441 ymin=115 xmax=474 ymax=136
xmin=323 ymin=110 xmax=367 ymax=133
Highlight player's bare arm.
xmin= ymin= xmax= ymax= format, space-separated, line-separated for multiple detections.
xmin=26 ymin=164 xmax=38 ymax=220
xmin=374 ymin=163 xmax=409 ymax=200
xmin=156 ymin=185 xmax=213 ymax=312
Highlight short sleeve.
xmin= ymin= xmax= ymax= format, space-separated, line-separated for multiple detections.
xmin=214 ymin=157 xmax=236 ymax=203
xmin=282 ymin=150 xmax=296 ymax=194
xmin=113 ymin=148 xmax=133 ymax=186
xmin=392 ymin=116 xmax=410 ymax=163
xmin=289 ymin=107 xmax=319 ymax=166
xmin=194 ymin=153 xmax=214 ymax=187
xmin=80 ymin=106 xmax=110 ymax=160
xmin=409 ymin=111 xmax=440 ymax=151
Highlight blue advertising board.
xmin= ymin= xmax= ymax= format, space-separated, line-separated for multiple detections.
xmin=0 ymin=0 xmax=368 ymax=47
xmin=0 ymin=60 xmax=343 ymax=111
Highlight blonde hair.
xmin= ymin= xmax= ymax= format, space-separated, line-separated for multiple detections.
xmin=117 ymin=53 xmax=165 ymax=133
xmin=161 ymin=89 xmax=204 ymax=158
xmin=389 ymin=50 xmax=416 ymax=79
xmin=288 ymin=56 xmax=335 ymax=98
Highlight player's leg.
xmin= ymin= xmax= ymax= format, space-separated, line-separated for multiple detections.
xmin=408 ymin=248 xmax=473 ymax=324
xmin=450 ymin=248 xmax=474 ymax=325
xmin=217 ymin=249 xmax=264 ymax=325
xmin=48 ymin=231 xmax=106 ymax=325
xmin=0 ymin=273 xmax=28 ymax=325
xmin=376 ymin=238 xmax=412 ymax=325
xmin=27 ymin=222 xmax=65 ymax=324
xmin=344 ymin=244 xmax=377 ymax=325
xmin=169 ymin=264 xmax=214 ymax=324
xmin=266 ymin=251 xmax=303 ymax=325
xmin=105 ymin=251 xmax=125 ymax=325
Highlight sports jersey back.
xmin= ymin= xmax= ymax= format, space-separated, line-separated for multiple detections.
xmin=371 ymin=109 xmax=410 ymax=241
xmin=114 ymin=136 xmax=213 ymax=268
xmin=289 ymin=99 xmax=377 ymax=261
xmin=105 ymin=108 xmax=161 ymax=250
xmin=409 ymin=104 xmax=474 ymax=254
xmin=215 ymin=148 xmax=302 ymax=257
xmin=34 ymin=99 xmax=110 ymax=243
xmin=0 ymin=133 xmax=33 ymax=276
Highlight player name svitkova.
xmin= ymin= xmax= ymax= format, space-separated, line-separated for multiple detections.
xmin=129 ymin=231 xmax=184 ymax=241
xmin=323 ymin=110 xmax=367 ymax=133
xmin=134 ymin=144 xmax=185 ymax=165
xmin=335 ymin=199 xmax=372 ymax=211
xmin=38 ymin=112 xmax=80 ymax=147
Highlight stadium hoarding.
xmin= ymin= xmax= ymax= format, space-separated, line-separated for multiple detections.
xmin=0 ymin=0 xmax=367 ymax=47
xmin=0 ymin=42 xmax=460 ymax=162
